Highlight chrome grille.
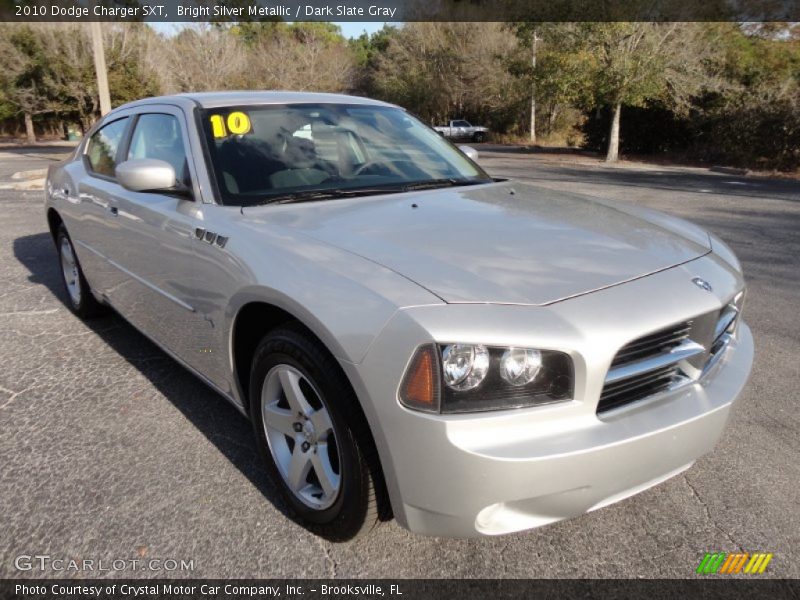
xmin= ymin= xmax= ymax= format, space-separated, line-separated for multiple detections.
xmin=705 ymin=292 xmax=743 ymax=372
xmin=599 ymin=364 xmax=685 ymax=412
xmin=610 ymin=321 xmax=692 ymax=367
xmin=710 ymin=307 xmax=737 ymax=356
xmin=598 ymin=299 xmax=742 ymax=415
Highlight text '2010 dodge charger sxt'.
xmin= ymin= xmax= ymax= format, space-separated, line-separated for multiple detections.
xmin=45 ymin=92 xmax=753 ymax=540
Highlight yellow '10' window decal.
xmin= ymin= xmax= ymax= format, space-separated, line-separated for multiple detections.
xmin=209 ymin=112 xmax=252 ymax=138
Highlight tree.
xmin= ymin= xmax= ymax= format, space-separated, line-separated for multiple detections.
xmin=509 ymin=23 xmax=592 ymax=142
xmin=38 ymin=25 xmax=100 ymax=132
xmin=348 ymin=24 xmax=394 ymax=91
xmin=0 ymin=24 xmax=162 ymax=138
xmin=161 ymin=25 xmax=247 ymax=92
xmin=368 ymin=23 xmax=525 ymax=128
xmin=688 ymin=23 xmax=800 ymax=170
xmin=513 ymin=24 xmax=542 ymax=142
xmin=245 ymin=23 xmax=356 ymax=92
xmin=0 ymin=25 xmax=61 ymax=143
xmin=104 ymin=24 xmax=162 ymax=107
xmin=578 ymin=23 xmax=710 ymax=161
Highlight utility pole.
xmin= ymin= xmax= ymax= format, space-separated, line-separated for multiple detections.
xmin=90 ymin=22 xmax=111 ymax=116
xmin=529 ymin=28 xmax=540 ymax=144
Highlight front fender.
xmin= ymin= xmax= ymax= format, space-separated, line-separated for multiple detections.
xmin=221 ymin=226 xmax=443 ymax=365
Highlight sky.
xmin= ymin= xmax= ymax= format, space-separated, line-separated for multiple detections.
xmin=150 ymin=21 xmax=388 ymax=39
xmin=335 ymin=21 xmax=387 ymax=38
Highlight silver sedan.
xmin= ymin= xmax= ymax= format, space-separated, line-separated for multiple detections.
xmin=45 ymin=92 xmax=753 ymax=540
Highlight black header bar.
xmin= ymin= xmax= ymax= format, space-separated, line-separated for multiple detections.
xmin=2 ymin=0 xmax=799 ymax=22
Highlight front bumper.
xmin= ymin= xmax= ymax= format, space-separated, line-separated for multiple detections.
xmin=416 ymin=325 xmax=751 ymax=537
xmin=343 ymin=255 xmax=754 ymax=537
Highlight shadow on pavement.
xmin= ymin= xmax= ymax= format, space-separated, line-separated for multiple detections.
xmin=0 ymin=145 xmax=76 ymax=163
xmin=477 ymin=144 xmax=596 ymax=156
xmin=12 ymin=184 xmax=799 ymax=534
xmin=11 ymin=230 xmax=295 ymax=524
xmin=0 ymin=144 xmax=77 ymax=154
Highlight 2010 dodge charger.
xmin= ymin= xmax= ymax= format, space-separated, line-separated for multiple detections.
xmin=45 ymin=92 xmax=754 ymax=540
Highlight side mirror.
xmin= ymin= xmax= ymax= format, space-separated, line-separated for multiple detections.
xmin=116 ymin=159 xmax=188 ymax=195
xmin=459 ymin=145 xmax=479 ymax=162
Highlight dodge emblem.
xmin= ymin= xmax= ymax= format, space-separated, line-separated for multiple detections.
xmin=692 ymin=277 xmax=713 ymax=292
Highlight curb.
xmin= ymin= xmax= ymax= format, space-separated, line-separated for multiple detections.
xmin=0 ymin=178 xmax=45 ymax=191
xmin=710 ymin=166 xmax=749 ymax=176
xmin=11 ymin=168 xmax=47 ymax=181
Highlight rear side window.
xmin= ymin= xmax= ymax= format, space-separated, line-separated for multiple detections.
xmin=127 ymin=113 xmax=189 ymax=184
xmin=86 ymin=118 xmax=129 ymax=177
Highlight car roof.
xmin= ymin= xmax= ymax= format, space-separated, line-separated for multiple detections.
xmin=112 ymin=91 xmax=398 ymax=112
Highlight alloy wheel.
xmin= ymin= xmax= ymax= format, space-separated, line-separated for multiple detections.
xmin=260 ymin=364 xmax=342 ymax=510
xmin=59 ymin=237 xmax=82 ymax=306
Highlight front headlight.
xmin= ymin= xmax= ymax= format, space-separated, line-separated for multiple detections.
xmin=442 ymin=344 xmax=490 ymax=390
xmin=500 ymin=348 xmax=542 ymax=386
xmin=399 ymin=343 xmax=573 ymax=414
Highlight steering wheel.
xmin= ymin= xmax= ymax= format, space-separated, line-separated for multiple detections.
xmin=352 ymin=161 xmax=396 ymax=177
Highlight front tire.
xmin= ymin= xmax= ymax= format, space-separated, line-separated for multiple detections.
xmin=56 ymin=224 xmax=105 ymax=319
xmin=472 ymin=131 xmax=486 ymax=143
xmin=250 ymin=325 xmax=382 ymax=541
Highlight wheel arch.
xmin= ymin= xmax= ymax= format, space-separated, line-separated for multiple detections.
xmin=46 ymin=208 xmax=64 ymax=243
xmin=229 ymin=297 xmax=393 ymax=520
xmin=228 ymin=295 xmax=355 ymax=412
xmin=230 ymin=300 xmax=298 ymax=411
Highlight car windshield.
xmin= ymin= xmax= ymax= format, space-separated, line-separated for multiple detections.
xmin=199 ymin=103 xmax=492 ymax=206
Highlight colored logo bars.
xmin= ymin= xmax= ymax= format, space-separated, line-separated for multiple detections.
xmin=696 ymin=552 xmax=773 ymax=574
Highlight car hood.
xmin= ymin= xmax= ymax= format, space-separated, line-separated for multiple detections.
xmin=242 ymin=181 xmax=711 ymax=305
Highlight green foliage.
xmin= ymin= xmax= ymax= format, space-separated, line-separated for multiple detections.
xmin=0 ymin=24 xmax=61 ymax=117
xmin=0 ymin=22 xmax=797 ymax=169
xmin=233 ymin=21 xmax=346 ymax=46
xmin=106 ymin=45 xmax=160 ymax=107
xmin=349 ymin=24 xmax=394 ymax=68
xmin=364 ymin=23 xmax=529 ymax=132
xmin=0 ymin=24 xmax=161 ymax=134
xmin=581 ymin=23 xmax=800 ymax=170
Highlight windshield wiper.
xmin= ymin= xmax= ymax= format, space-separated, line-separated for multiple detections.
xmin=401 ymin=178 xmax=486 ymax=191
xmin=256 ymin=186 xmax=409 ymax=206
xmin=255 ymin=178 xmax=489 ymax=206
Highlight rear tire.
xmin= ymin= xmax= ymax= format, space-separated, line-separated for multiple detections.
xmin=56 ymin=224 xmax=105 ymax=319
xmin=249 ymin=324 xmax=382 ymax=541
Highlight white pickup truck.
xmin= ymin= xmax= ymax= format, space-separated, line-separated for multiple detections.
xmin=433 ymin=120 xmax=489 ymax=143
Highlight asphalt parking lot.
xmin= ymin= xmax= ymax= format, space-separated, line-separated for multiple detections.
xmin=0 ymin=144 xmax=798 ymax=579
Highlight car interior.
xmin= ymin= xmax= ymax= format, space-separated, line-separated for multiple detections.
xmin=210 ymin=108 xmax=450 ymax=202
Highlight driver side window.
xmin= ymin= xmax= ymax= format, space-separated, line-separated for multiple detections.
xmin=127 ymin=113 xmax=189 ymax=185
xmin=86 ymin=117 xmax=129 ymax=178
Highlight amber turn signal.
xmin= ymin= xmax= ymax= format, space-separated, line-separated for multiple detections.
xmin=399 ymin=345 xmax=441 ymax=412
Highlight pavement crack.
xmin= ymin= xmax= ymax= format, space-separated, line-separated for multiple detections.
xmin=683 ymin=474 xmax=744 ymax=552
xmin=0 ymin=384 xmax=33 ymax=410
xmin=316 ymin=537 xmax=337 ymax=579
xmin=0 ymin=308 xmax=59 ymax=316
xmin=498 ymin=541 xmax=511 ymax=575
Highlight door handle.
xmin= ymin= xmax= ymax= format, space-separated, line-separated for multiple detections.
xmin=108 ymin=206 xmax=118 ymax=216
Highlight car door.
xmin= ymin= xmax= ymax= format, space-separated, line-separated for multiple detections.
xmin=105 ymin=107 xmax=209 ymax=366
xmin=72 ymin=115 xmax=133 ymax=294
